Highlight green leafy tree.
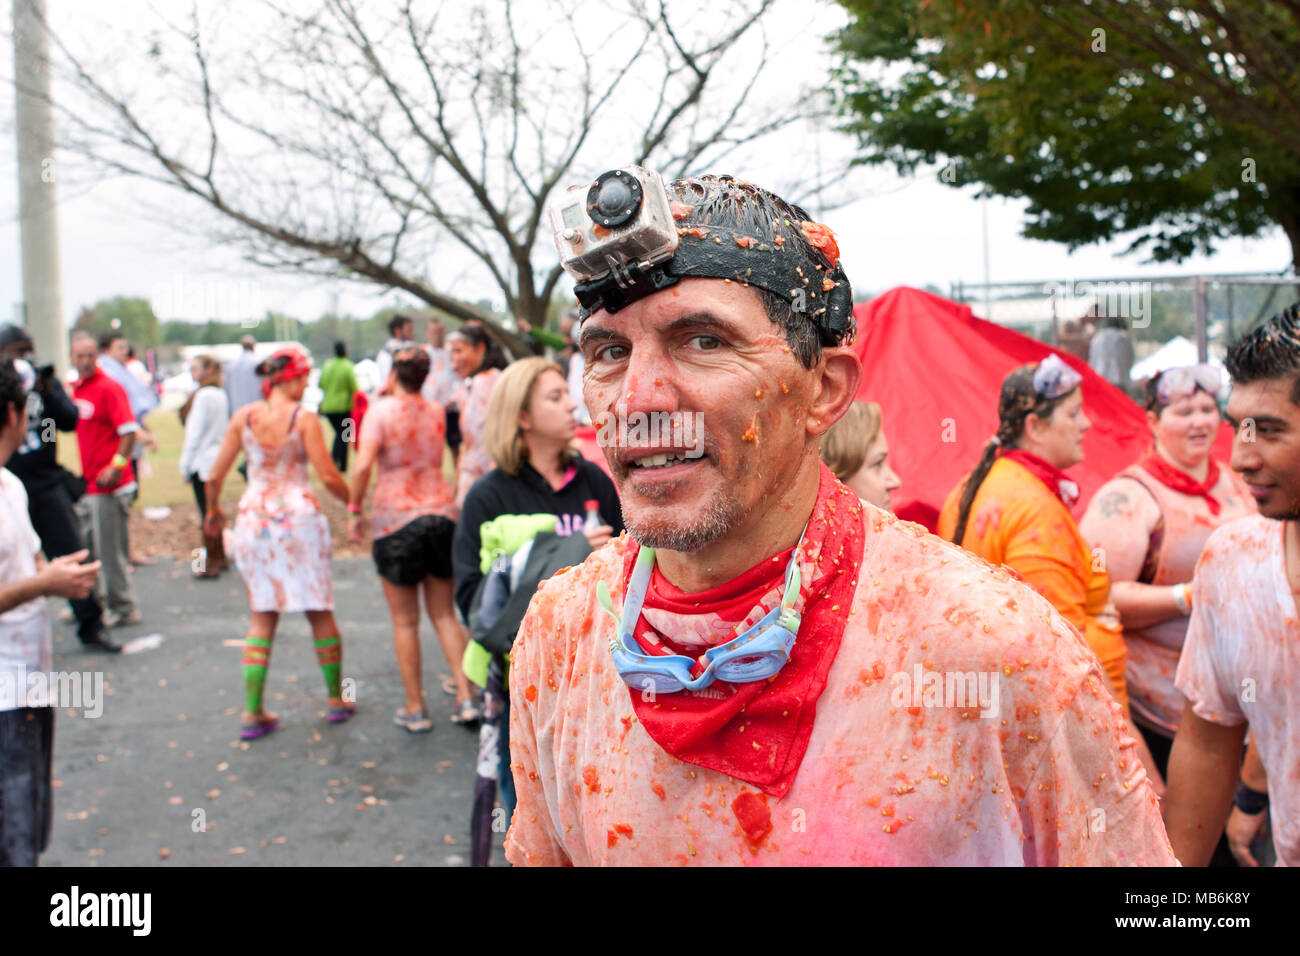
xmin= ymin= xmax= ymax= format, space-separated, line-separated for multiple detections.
xmin=74 ymin=297 xmax=161 ymax=348
xmin=834 ymin=1 xmax=1300 ymax=269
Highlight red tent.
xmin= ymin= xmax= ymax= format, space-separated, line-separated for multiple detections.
xmin=851 ymin=286 xmax=1232 ymax=532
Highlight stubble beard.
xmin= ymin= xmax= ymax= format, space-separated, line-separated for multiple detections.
xmin=617 ymin=449 xmax=746 ymax=554
xmin=623 ymin=486 xmax=746 ymax=554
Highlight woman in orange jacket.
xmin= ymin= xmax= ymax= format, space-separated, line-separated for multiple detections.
xmin=937 ymin=356 xmax=1161 ymax=788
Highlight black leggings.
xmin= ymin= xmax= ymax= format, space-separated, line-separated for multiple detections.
xmin=190 ymin=472 xmax=207 ymax=525
xmin=325 ymin=412 xmax=351 ymax=473
xmin=27 ymin=481 xmax=104 ymax=642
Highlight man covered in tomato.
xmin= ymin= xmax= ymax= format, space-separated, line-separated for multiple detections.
xmin=503 ymin=170 xmax=1175 ymax=866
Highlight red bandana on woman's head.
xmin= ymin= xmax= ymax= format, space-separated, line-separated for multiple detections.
xmin=998 ymin=448 xmax=1080 ymax=507
xmin=619 ymin=463 xmax=865 ymax=798
xmin=1138 ymin=448 xmax=1222 ymax=515
xmin=260 ymin=348 xmax=312 ymax=398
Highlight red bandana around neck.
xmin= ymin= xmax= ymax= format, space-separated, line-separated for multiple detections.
xmin=1138 ymin=448 xmax=1222 ymax=515
xmin=619 ymin=463 xmax=865 ymax=798
xmin=999 ymin=448 xmax=1080 ymax=507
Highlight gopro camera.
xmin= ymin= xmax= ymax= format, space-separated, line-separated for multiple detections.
xmin=549 ymin=166 xmax=678 ymax=286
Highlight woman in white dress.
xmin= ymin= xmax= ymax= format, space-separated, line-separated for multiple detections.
xmin=204 ymin=348 xmax=353 ymax=740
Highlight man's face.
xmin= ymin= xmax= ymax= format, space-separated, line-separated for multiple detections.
xmin=105 ymin=337 xmax=129 ymax=364
xmin=427 ymin=321 xmax=445 ymax=348
xmin=71 ymin=338 xmax=99 ymax=379
xmin=580 ymin=278 xmax=823 ymax=553
xmin=398 ymin=320 xmax=414 ymax=341
xmin=1227 ymin=377 xmax=1300 ymax=520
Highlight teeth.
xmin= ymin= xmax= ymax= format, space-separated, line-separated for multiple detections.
xmin=634 ymin=452 xmax=688 ymax=469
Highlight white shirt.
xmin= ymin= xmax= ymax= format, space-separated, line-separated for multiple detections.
xmin=0 ymin=468 xmax=51 ymax=712
xmin=421 ymin=345 xmax=462 ymax=407
xmin=224 ymin=350 xmax=263 ymax=413
xmin=1176 ymin=514 xmax=1300 ymax=866
xmin=375 ymin=337 xmax=410 ymax=394
xmin=179 ymin=386 xmax=231 ymax=482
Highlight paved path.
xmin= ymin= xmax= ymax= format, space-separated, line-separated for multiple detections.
xmin=41 ymin=556 xmax=507 ymax=867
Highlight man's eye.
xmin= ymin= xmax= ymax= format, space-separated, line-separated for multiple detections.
xmin=595 ymin=344 xmax=628 ymax=362
xmin=692 ymin=335 xmax=722 ymax=350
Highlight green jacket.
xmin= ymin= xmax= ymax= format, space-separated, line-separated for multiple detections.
xmin=318 ymin=357 xmax=357 ymax=414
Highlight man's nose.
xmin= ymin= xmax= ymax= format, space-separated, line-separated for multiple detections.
xmin=618 ymin=347 xmax=680 ymax=416
xmin=1230 ymin=423 xmax=1262 ymax=474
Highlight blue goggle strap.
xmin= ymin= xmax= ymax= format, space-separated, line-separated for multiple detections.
xmin=598 ymin=540 xmax=806 ymax=691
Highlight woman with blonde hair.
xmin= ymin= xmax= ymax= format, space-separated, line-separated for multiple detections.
xmin=179 ymin=354 xmax=230 ymax=577
xmin=346 ymin=345 xmax=474 ymax=731
xmin=819 ymin=400 xmax=901 ymax=511
xmin=451 ymin=356 xmax=622 ymax=866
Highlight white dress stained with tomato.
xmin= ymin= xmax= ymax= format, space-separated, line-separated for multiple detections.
xmin=231 ymin=414 xmax=333 ymax=613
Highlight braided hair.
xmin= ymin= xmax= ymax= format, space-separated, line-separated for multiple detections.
xmin=949 ymin=363 xmax=1079 ymax=545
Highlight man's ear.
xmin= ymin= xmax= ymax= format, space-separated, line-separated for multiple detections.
xmin=806 ymin=347 xmax=862 ymax=439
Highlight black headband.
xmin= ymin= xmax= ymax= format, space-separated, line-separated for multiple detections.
xmin=573 ymin=225 xmax=854 ymax=346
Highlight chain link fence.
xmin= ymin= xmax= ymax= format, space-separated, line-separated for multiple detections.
xmin=950 ymin=273 xmax=1300 ymax=388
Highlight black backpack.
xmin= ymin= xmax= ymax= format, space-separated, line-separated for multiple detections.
xmin=468 ymin=531 xmax=593 ymax=657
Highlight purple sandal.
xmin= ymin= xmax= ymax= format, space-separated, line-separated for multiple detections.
xmin=240 ymin=716 xmax=279 ymax=741
xmin=327 ymin=704 xmax=355 ymax=724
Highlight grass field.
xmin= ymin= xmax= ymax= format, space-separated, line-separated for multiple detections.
xmin=57 ymin=406 xmax=243 ymax=509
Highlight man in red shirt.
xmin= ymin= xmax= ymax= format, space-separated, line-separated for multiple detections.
xmin=70 ymin=333 xmax=141 ymax=627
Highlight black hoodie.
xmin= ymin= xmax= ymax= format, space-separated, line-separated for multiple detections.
xmin=453 ymin=454 xmax=623 ymax=621
xmin=5 ymin=376 xmax=81 ymax=496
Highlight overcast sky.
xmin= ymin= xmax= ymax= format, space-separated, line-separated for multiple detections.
xmin=0 ymin=0 xmax=1290 ymax=328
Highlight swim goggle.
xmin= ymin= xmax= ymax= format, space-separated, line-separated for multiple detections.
xmin=596 ymin=542 xmax=803 ymax=695
xmin=1031 ymin=353 xmax=1083 ymax=400
xmin=1154 ymin=364 xmax=1220 ymax=405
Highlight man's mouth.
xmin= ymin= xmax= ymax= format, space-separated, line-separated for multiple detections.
xmin=630 ymin=451 xmax=696 ymax=470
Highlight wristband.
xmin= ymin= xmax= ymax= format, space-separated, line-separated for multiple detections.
xmin=1233 ymin=782 xmax=1269 ymax=815
xmin=347 ymin=504 xmax=362 ymax=515
xmin=110 ymin=454 xmax=128 ymax=469
xmin=1172 ymin=582 xmax=1191 ymax=615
